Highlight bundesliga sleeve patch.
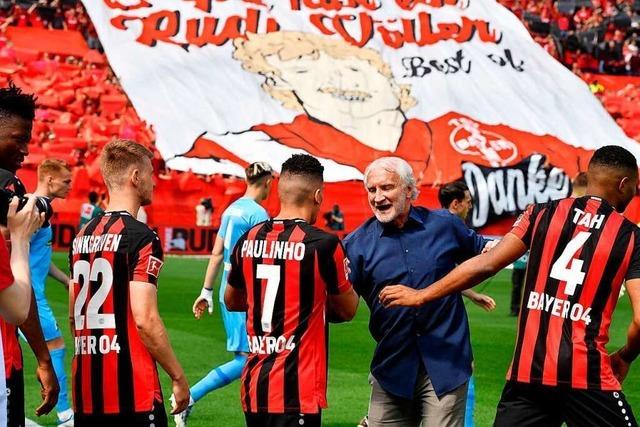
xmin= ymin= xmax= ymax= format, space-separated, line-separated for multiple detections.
xmin=147 ymin=255 xmax=164 ymax=278
xmin=343 ymin=258 xmax=351 ymax=282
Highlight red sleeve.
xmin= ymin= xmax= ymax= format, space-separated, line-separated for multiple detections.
xmin=0 ymin=234 xmax=14 ymax=291
xmin=510 ymin=204 xmax=541 ymax=247
xmin=132 ymin=232 xmax=164 ymax=286
xmin=319 ymin=237 xmax=353 ymax=296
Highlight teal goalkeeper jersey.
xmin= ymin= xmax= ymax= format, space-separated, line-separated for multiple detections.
xmin=30 ymin=225 xmax=53 ymax=303
xmin=217 ymin=197 xmax=269 ymax=301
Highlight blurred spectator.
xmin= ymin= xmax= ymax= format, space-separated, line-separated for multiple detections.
xmin=78 ymin=190 xmax=103 ymax=229
xmin=324 ymin=204 xmax=344 ymax=231
xmin=195 ymin=198 xmax=213 ymax=227
xmin=589 ymin=79 xmax=605 ymax=94
xmin=572 ymin=171 xmax=588 ymax=197
xmin=170 ymin=231 xmax=187 ymax=251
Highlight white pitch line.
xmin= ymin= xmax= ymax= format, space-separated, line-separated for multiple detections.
xmin=25 ymin=418 xmax=44 ymax=427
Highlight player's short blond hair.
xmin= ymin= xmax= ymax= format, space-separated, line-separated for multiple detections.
xmin=37 ymin=159 xmax=70 ymax=182
xmin=233 ymin=31 xmax=416 ymax=112
xmin=99 ymin=139 xmax=153 ymax=189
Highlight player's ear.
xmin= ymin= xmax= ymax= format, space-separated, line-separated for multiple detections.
xmin=131 ymin=167 xmax=140 ymax=187
xmin=619 ymin=176 xmax=630 ymax=192
xmin=314 ymin=188 xmax=323 ymax=206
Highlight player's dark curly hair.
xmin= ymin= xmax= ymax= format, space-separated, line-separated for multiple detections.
xmin=589 ymin=145 xmax=637 ymax=174
xmin=281 ymin=154 xmax=324 ymax=181
xmin=0 ymin=82 xmax=36 ymax=122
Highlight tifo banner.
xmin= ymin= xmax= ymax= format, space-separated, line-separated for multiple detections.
xmin=82 ymin=0 xmax=638 ymax=184
xmin=463 ymin=154 xmax=570 ymax=228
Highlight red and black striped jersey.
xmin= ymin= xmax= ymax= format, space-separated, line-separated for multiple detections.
xmin=69 ymin=210 xmax=165 ymax=415
xmin=228 ymin=219 xmax=352 ymax=414
xmin=0 ymin=233 xmax=21 ymax=377
xmin=508 ymin=196 xmax=640 ymax=391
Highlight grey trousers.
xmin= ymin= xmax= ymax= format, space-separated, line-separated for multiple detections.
xmin=367 ymin=371 xmax=468 ymax=427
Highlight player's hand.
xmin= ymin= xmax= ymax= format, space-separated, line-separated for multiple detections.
xmin=34 ymin=361 xmax=59 ymax=416
xmin=170 ymin=376 xmax=190 ymax=415
xmin=610 ymin=350 xmax=631 ymax=383
xmin=469 ymin=293 xmax=496 ymax=311
xmin=482 ymin=239 xmax=500 ymax=253
xmin=379 ymin=285 xmax=424 ymax=308
xmin=193 ymin=287 xmax=214 ymax=319
xmin=7 ymin=195 xmax=45 ymax=242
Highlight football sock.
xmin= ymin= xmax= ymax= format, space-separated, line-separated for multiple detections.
xmin=50 ymin=347 xmax=71 ymax=413
xmin=465 ymin=375 xmax=475 ymax=427
xmin=191 ymin=353 xmax=247 ymax=402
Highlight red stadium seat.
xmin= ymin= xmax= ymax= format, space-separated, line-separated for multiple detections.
xmin=100 ymin=94 xmax=127 ymax=115
xmin=51 ymin=123 xmax=78 ymax=138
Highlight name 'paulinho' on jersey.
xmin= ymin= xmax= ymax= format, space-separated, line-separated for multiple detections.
xmin=509 ymin=196 xmax=640 ymax=391
xmin=227 ymin=219 xmax=352 ymax=414
xmin=69 ymin=210 xmax=165 ymax=416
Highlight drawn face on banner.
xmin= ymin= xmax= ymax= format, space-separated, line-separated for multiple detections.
xmin=265 ymin=51 xmax=400 ymax=119
xmin=233 ymin=31 xmax=416 ymax=130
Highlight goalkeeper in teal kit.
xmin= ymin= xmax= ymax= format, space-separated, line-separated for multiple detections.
xmin=29 ymin=160 xmax=74 ymax=426
xmin=173 ymin=162 xmax=274 ymax=427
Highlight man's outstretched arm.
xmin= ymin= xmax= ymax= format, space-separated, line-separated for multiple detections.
xmin=379 ymin=233 xmax=527 ymax=308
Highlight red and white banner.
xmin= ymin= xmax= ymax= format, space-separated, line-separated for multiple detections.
xmin=82 ymin=0 xmax=637 ymax=186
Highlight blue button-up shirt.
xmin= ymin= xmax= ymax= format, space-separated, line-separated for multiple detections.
xmin=344 ymin=206 xmax=485 ymax=399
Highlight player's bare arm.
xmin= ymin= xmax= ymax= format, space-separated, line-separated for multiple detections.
xmin=462 ymin=289 xmax=497 ymax=311
xmin=1 ymin=196 xmax=44 ymax=324
xmin=610 ymin=278 xmax=640 ymax=383
xmin=48 ymin=263 xmax=70 ymax=289
xmin=18 ymin=292 xmax=59 ymax=416
xmin=130 ymin=281 xmax=190 ymax=414
xmin=193 ymin=234 xmax=224 ymax=318
xmin=327 ymin=288 xmax=359 ymax=322
xmin=224 ymin=284 xmax=248 ymax=312
xmin=379 ymin=233 xmax=527 ymax=308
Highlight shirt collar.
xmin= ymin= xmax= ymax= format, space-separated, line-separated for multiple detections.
xmin=377 ymin=206 xmax=426 ymax=236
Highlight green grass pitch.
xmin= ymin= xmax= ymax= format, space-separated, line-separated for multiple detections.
xmin=21 ymin=253 xmax=639 ymax=426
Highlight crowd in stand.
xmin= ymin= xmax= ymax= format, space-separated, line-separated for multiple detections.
xmin=499 ymin=0 xmax=640 ymax=75
xmin=0 ymin=0 xmax=101 ymax=49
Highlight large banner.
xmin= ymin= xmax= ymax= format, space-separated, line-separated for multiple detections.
xmin=463 ymin=154 xmax=570 ymax=228
xmin=82 ymin=0 xmax=639 ymax=184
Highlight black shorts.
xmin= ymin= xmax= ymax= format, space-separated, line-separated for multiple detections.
xmin=75 ymin=399 xmax=167 ymax=427
xmin=6 ymin=368 xmax=24 ymax=427
xmin=244 ymin=412 xmax=321 ymax=427
xmin=495 ymin=381 xmax=638 ymax=427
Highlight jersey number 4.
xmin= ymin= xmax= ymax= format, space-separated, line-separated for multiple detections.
xmin=550 ymin=231 xmax=591 ymax=296
xmin=73 ymin=258 xmax=116 ymax=330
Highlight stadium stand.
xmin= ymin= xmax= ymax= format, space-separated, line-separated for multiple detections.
xmin=498 ymin=0 xmax=640 ymax=75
